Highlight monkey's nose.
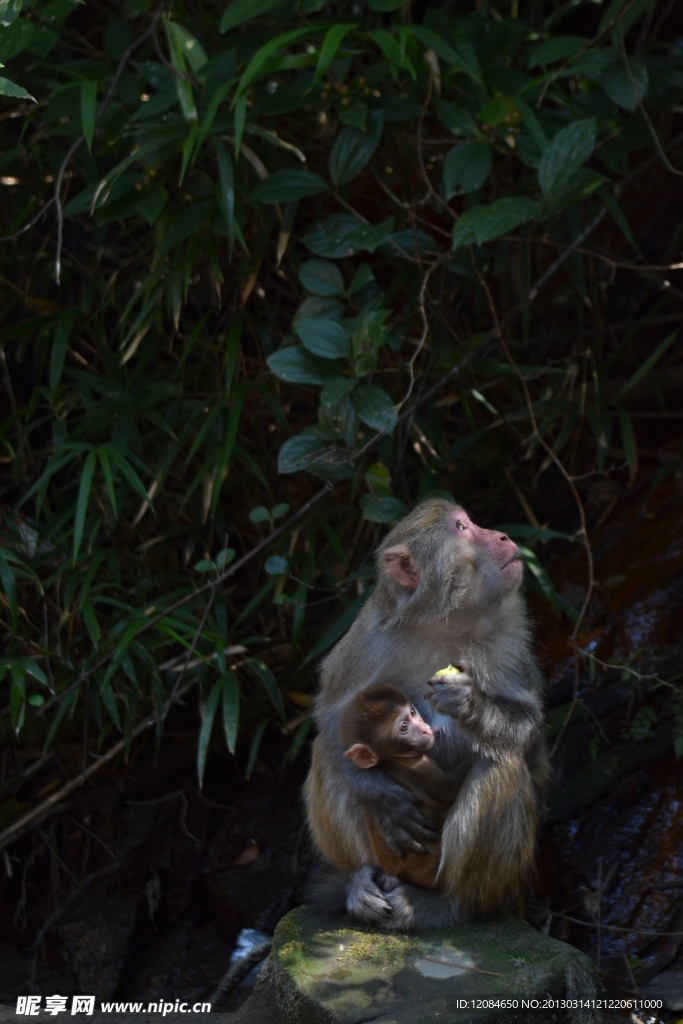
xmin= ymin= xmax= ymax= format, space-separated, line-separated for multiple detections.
xmin=499 ymin=533 xmax=510 ymax=542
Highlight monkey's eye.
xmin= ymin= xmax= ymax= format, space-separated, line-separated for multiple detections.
xmin=410 ymin=706 xmax=416 ymax=716
xmin=400 ymin=721 xmax=409 ymax=732
xmin=455 ymin=519 xmax=467 ymax=531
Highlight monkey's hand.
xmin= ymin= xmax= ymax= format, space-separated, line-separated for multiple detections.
xmin=425 ymin=664 xmax=475 ymax=720
xmin=362 ymin=774 xmax=440 ymax=856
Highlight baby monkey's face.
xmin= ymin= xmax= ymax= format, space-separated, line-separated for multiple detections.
xmin=390 ymin=703 xmax=435 ymax=755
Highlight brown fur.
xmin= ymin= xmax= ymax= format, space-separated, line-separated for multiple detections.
xmin=304 ymin=498 xmax=550 ymax=930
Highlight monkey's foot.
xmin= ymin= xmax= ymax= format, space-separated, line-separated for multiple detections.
xmin=379 ymin=883 xmax=462 ymax=932
xmin=345 ymin=864 xmax=393 ymax=923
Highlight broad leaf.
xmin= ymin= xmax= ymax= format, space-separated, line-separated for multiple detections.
xmin=360 ymin=494 xmax=407 ymax=522
xmin=443 ymin=141 xmax=492 ymax=197
xmin=299 ymin=259 xmax=344 ymax=296
xmin=329 ymin=114 xmax=382 ymax=187
xmin=351 ymin=385 xmax=397 ymax=433
xmin=295 ymin=317 xmax=350 ymax=359
xmin=0 ymin=76 xmax=34 ymax=100
xmin=264 ymin=555 xmax=289 ymax=574
xmin=602 ymin=58 xmax=648 ymax=111
xmin=278 ymin=433 xmax=327 ymax=474
xmin=304 ymin=213 xmax=395 ymax=257
xmin=267 ymin=344 xmax=339 ymax=385
xmin=528 ymin=35 xmax=586 ymax=68
xmin=452 ymin=197 xmax=540 ymax=249
xmin=538 ymin=118 xmax=596 ymax=196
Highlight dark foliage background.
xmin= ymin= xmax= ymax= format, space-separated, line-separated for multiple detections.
xmin=1 ymin=0 xmax=683 ymax=862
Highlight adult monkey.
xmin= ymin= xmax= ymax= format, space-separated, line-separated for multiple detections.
xmin=304 ymin=498 xmax=550 ymax=931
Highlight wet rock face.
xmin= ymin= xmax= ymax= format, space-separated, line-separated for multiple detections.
xmin=242 ymin=907 xmax=606 ymax=1024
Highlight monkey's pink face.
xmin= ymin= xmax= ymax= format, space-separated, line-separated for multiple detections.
xmin=390 ymin=703 xmax=435 ymax=755
xmin=448 ymin=509 xmax=523 ymax=583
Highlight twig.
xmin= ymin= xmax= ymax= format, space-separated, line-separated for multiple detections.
xmin=544 ymin=909 xmax=683 ymax=937
xmin=473 ymin=262 xmax=595 ymax=759
xmin=0 ymin=677 xmax=195 ymax=852
xmin=419 ymin=955 xmax=502 ymax=977
xmin=0 ymin=196 xmax=56 ymax=243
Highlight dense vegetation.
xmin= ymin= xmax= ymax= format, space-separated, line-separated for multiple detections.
xmin=1 ymin=0 xmax=682 ymax=828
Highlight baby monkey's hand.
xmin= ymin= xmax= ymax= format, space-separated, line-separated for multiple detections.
xmin=425 ymin=663 xmax=475 ymax=719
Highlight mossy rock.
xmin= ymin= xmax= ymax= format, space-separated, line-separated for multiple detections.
xmin=240 ymin=906 xmax=606 ymax=1024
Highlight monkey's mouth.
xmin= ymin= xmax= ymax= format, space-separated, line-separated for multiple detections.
xmin=499 ymin=555 xmax=522 ymax=571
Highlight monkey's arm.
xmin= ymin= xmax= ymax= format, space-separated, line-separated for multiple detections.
xmin=426 ymin=670 xmax=541 ymax=757
xmin=338 ymin=744 xmax=441 ymax=856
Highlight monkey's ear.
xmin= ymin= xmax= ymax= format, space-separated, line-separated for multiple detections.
xmin=383 ymin=545 xmax=420 ymax=588
xmin=344 ymin=744 xmax=379 ymax=769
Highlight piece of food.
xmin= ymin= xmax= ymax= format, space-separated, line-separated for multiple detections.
xmin=433 ymin=664 xmax=461 ymax=677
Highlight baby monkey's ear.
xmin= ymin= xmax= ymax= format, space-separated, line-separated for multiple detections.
xmin=344 ymin=743 xmax=379 ymax=769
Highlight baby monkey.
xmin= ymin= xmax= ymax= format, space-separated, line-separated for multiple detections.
xmin=338 ymin=683 xmax=461 ymax=890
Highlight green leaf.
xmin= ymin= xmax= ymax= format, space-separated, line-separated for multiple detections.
xmin=368 ymin=0 xmax=404 ymax=9
xmin=410 ymin=25 xmax=482 ymax=83
xmin=299 ymin=259 xmax=344 ymax=296
xmin=0 ymin=18 xmax=35 ymax=62
xmin=351 ymin=385 xmax=397 ymax=433
xmin=360 ymin=494 xmax=407 ymax=522
xmin=272 ymin=502 xmax=290 ymax=518
xmin=311 ymin=23 xmax=356 ymax=87
xmin=0 ymin=550 xmax=17 ymax=632
xmin=236 ymin=27 xmax=312 ymax=98
xmin=320 ymin=377 xmax=357 ymax=404
xmin=246 ymin=718 xmax=268 ymax=779
xmin=220 ymin=0 xmax=287 ymax=33
xmin=73 ymin=449 xmax=97 ymax=561
xmin=329 ymin=116 xmax=382 ymax=187
xmin=234 ymin=92 xmax=246 ymax=160
xmin=443 ymin=141 xmax=492 ymax=197
xmin=50 ymin=307 xmax=78 ymax=393
xmin=304 ymin=213 xmax=366 ymax=258
xmin=602 ymin=58 xmax=648 ymax=111
xmin=158 ymin=200 xmax=212 ymax=258
xmin=245 ymin=657 xmax=285 ymax=720
xmin=528 ymin=35 xmax=586 ymax=69
xmin=44 ymin=690 xmax=78 ymax=752
xmin=166 ymin=22 xmax=207 ymax=75
xmin=197 ymin=679 xmax=222 ymax=787
xmin=101 ymin=677 xmax=122 ymax=730
xmin=0 ymin=76 xmax=34 ymax=101
xmin=253 ymin=169 xmax=329 ymax=203
xmin=538 ymin=118 xmax=596 ymax=197
xmin=82 ymin=597 xmax=101 ymax=646
xmin=249 ymin=506 xmax=271 ymax=523
xmin=619 ymin=408 xmax=637 ymax=481
xmin=613 ymin=331 xmax=677 ymax=402
xmin=368 ymin=29 xmax=415 ymax=77
xmin=105 ymin=445 xmax=150 ymax=502
xmin=98 ymin=446 xmax=116 ymax=517
xmin=264 ymin=555 xmax=289 ymax=574
xmin=277 ymin=434 xmax=326 ymax=474
xmin=451 ymin=197 xmax=539 ymax=249
xmin=296 ymin=317 xmax=350 ymax=359
xmin=221 ymin=671 xmax=239 ymax=755
xmin=80 ymin=79 xmax=97 ymax=151
xmin=267 ymin=344 xmax=339 ymax=385
xmin=518 ymin=545 xmax=559 ymax=611
xmin=165 ymin=20 xmax=196 ymax=122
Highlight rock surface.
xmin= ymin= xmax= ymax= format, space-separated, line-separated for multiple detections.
xmin=231 ymin=906 xmax=607 ymax=1024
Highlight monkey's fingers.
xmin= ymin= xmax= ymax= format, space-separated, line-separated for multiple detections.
xmin=346 ymin=865 xmax=393 ymax=922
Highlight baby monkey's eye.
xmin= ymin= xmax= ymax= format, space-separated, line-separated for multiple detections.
xmin=400 ymin=721 xmax=409 ymax=732
xmin=410 ymin=705 xmax=416 ymax=716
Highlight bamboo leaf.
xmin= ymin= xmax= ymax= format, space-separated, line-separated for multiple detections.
xmin=246 ymin=718 xmax=268 ymax=779
xmin=73 ymin=449 xmax=97 ymax=561
xmin=244 ymin=657 xmax=285 ymax=720
xmin=221 ymin=671 xmax=239 ymax=754
xmin=80 ymin=79 xmax=97 ymax=151
xmin=613 ymin=332 xmax=677 ymax=402
xmin=197 ymin=679 xmax=222 ymax=787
